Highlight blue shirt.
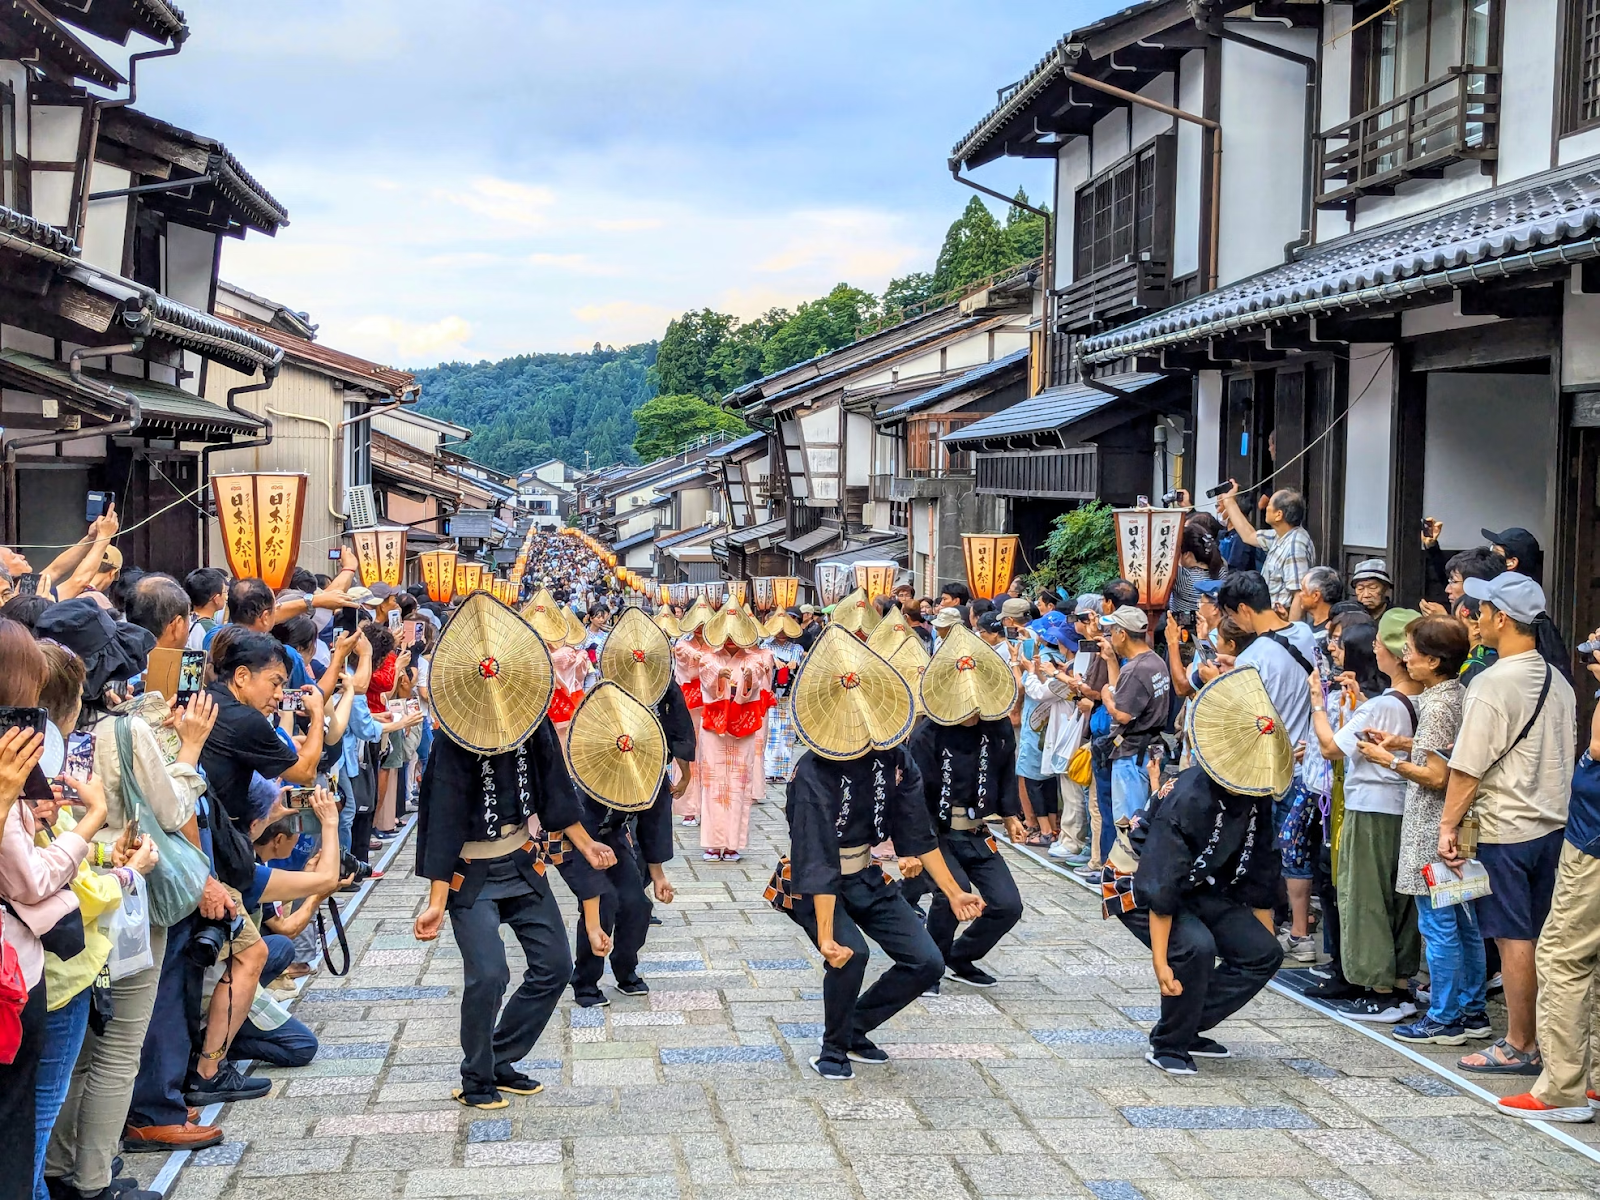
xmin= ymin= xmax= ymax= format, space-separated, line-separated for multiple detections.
xmin=240 ymin=862 xmax=273 ymax=913
xmin=1567 ymin=752 xmax=1600 ymax=858
xmin=339 ymin=696 xmax=382 ymax=781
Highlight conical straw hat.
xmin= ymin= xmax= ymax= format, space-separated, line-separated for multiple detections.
xmin=887 ymin=632 xmax=931 ymax=716
xmin=520 ymin=588 xmax=568 ymax=645
xmin=601 ymin=607 xmax=672 ymax=706
xmin=653 ymin=610 xmax=683 ymax=639
xmin=865 ymin=604 xmax=913 ymax=657
xmin=919 ymin=622 xmax=1018 ymax=726
xmin=705 ymin=604 xmax=761 ymax=649
xmin=1185 ymin=664 xmax=1294 ymax=797
xmin=763 ymin=611 xmax=801 ymax=639
xmin=562 ymin=605 xmax=588 ymax=647
xmin=829 ymin=587 xmax=881 ymax=636
xmin=681 ymin=596 xmax=712 ymax=632
xmin=429 ymin=592 xmax=554 ymax=754
xmin=564 ymin=681 xmax=668 ymax=812
xmin=790 ymin=625 xmax=914 ymax=760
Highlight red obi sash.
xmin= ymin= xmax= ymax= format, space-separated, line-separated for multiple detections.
xmin=549 ymin=687 xmax=583 ymax=725
xmin=702 ymin=696 xmax=767 ymax=738
xmin=681 ymin=678 xmax=703 ymax=710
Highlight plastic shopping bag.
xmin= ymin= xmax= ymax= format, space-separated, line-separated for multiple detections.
xmin=104 ymin=872 xmax=153 ymax=982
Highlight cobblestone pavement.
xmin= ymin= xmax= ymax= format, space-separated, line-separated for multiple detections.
xmin=143 ymin=787 xmax=1600 ymax=1200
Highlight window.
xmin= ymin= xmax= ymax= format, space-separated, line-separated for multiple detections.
xmin=1361 ymin=0 xmax=1493 ymax=109
xmin=1073 ymin=139 xmax=1170 ymax=279
xmin=0 ymin=83 xmax=16 ymax=212
xmin=1565 ymin=0 xmax=1600 ymax=132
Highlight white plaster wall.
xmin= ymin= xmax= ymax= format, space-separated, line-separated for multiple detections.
xmin=944 ymin=333 xmax=991 ymax=371
xmin=1216 ymin=25 xmax=1318 ymax=284
xmin=1131 ymin=73 xmax=1176 ymax=146
xmin=1351 ymin=161 xmax=1493 ymax=231
xmin=1559 ymin=127 xmax=1600 ymax=165
xmin=1092 ymin=108 xmax=1130 ymax=173
xmin=1564 ymin=281 xmax=1600 ymax=388
xmin=29 ymin=105 xmax=79 ymax=158
xmin=1056 ymin=138 xmax=1091 ymax=288
xmin=845 ymin=411 xmax=872 ymax=487
xmin=1497 ymin=0 xmax=1558 ymax=184
xmin=79 ymin=161 xmax=129 ymax=274
xmin=1424 ymin=373 xmax=1555 ymax=550
xmin=1174 ymin=49 xmax=1205 ymax=280
xmin=1401 ymin=301 xmax=1498 ymax=337
xmin=1194 ymin=370 xmax=1222 ymax=496
xmin=165 ymin=222 xmax=216 ymax=312
xmin=1342 ymin=344 xmax=1395 ymax=549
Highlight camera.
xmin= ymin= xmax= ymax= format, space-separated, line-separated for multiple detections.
xmin=187 ymin=914 xmax=246 ymax=966
xmin=1580 ymin=639 xmax=1600 ymax=656
xmin=1160 ymin=490 xmax=1182 ymax=507
xmin=340 ymin=850 xmax=374 ymax=884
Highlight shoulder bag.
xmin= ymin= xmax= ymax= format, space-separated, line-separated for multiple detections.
xmin=1460 ymin=663 xmax=1552 ymax=857
xmin=115 ymin=717 xmax=209 ymax=927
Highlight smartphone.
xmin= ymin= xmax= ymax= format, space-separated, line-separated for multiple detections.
xmin=328 ymin=548 xmax=343 ymax=561
xmin=65 ymin=731 xmax=95 ymax=777
xmin=387 ymin=609 xmax=401 ymax=632
xmin=0 ymin=706 xmax=48 ymax=740
xmin=282 ymin=687 xmax=310 ymax=714
xmin=15 ymin=573 xmax=38 ymax=597
xmin=406 ymin=620 xmax=424 ymax=647
xmin=176 ymin=649 xmax=205 ymax=705
xmin=284 ymin=786 xmax=317 ymax=810
xmin=85 ymin=490 xmax=113 ymax=521
xmin=1204 ymin=480 xmax=1236 ymax=499
xmin=1021 ymin=638 xmax=1038 ymax=659
xmin=125 ymin=814 xmax=139 ymax=844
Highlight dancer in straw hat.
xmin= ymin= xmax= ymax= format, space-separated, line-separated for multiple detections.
xmin=412 ymin=594 xmax=618 ymax=1110
xmin=671 ymin=604 xmax=713 ymax=828
xmin=1110 ymin=665 xmax=1289 ymax=1076
xmin=696 ymin=605 xmax=769 ymax=862
xmin=774 ymin=626 xmax=985 ymax=1080
xmin=907 ymin=623 xmax=1026 ymax=991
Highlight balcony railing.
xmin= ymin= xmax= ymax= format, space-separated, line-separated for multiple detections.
xmin=975 ymin=449 xmax=1097 ymax=499
xmin=1055 ymin=257 xmax=1170 ymax=335
xmin=1316 ymin=66 xmax=1500 ymax=209
xmin=907 ymin=413 xmax=981 ymax=476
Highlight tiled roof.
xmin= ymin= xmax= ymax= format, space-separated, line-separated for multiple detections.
xmin=612 ymin=527 xmax=658 ymax=552
xmin=0 ymin=203 xmax=77 ymax=257
xmin=726 ymin=517 xmax=785 ymax=548
xmin=221 ymin=313 xmax=413 ymax=396
xmin=657 ymin=521 xmax=724 ymax=550
xmin=879 ymin=348 xmax=1030 ymax=420
xmin=5 ymin=0 xmax=123 ymax=86
xmin=138 ymin=290 xmax=284 ymax=371
xmin=756 ymin=317 xmax=990 ymax=413
xmin=778 ymin=525 xmax=841 ymax=556
xmin=704 ymin=430 xmax=767 ymax=459
xmin=942 ymin=372 xmax=1167 ymax=449
xmin=815 ymin=537 xmax=907 ymax=567
xmin=38 ymin=0 xmax=186 ymax=45
xmin=1081 ymin=159 xmax=1600 ymax=364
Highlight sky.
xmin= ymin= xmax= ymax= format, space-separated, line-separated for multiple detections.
xmin=86 ymin=1 xmax=1122 ymax=366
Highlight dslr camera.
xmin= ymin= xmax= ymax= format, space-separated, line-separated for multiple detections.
xmin=187 ymin=913 xmax=246 ymax=967
xmin=340 ymin=850 xmax=374 ymax=884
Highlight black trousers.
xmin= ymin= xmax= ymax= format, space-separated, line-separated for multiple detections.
xmin=0 ymin=982 xmax=46 ymax=1200
xmin=927 ymin=829 xmax=1024 ymax=969
xmin=789 ymin=869 xmax=943 ymax=1062
xmin=448 ymin=877 xmax=571 ymax=1095
xmin=571 ymin=828 xmax=652 ymax=993
xmin=1024 ymin=776 xmax=1059 ymax=817
xmin=1117 ymin=892 xmax=1284 ymax=1058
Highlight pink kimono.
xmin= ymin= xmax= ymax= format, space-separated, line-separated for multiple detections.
xmin=548 ymin=644 xmax=588 ymax=734
xmin=696 ymin=645 xmax=766 ymax=853
xmin=741 ymin=645 xmax=775 ymax=802
xmin=671 ymin=636 xmax=707 ymax=820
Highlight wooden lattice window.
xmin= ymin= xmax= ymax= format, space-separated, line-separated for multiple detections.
xmin=1568 ymin=0 xmax=1600 ymax=131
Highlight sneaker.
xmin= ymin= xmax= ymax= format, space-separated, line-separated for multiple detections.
xmin=682 ymin=815 xmax=699 ymax=828
xmin=1460 ymin=1011 xmax=1494 ymax=1039
xmin=573 ymin=988 xmax=610 ymax=1008
xmin=921 ymin=982 xmax=940 ymax=998
xmin=452 ymin=1087 xmax=508 ymax=1110
xmin=1278 ymin=933 xmax=1316 ymax=964
xmin=1588 ymin=1089 xmax=1600 ymax=1109
xmin=808 ymin=1055 xmax=852 ymax=1081
xmin=184 ymin=1061 xmax=270 ymax=1105
xmin=722 ymin=850 xmax=741 ymax=862
xmin=1330 ymin=991 xmax=1411 ymax=1024
xmin=613 ymin=977 xmax=649 ymax=997
xmin=847 ymin=1039 xmax=889 ymax=1065
xmin=1496 ymin=1092 xmax=1594 ymax=1123
xmin=1393 ymin=1017 xmax=1467 ymax=1045
xmin=1074 ymin=863 xmax=1103 ymax=880
xmin=1303 ymin=976 xmax=1361 ymax=1002
xmin=702 ymin=849 xmax=722 ymax=862
xmin=946 ymin=963 xmax=998 ymax=988
xmin=1145 ymin=1050 xmax=1197 ymax=1075
xmin=1409 ymin=978 xmax=1432 ymax=1003
xmin=1486 ymin=971 xmax=1504 ymax=993
xmin=1188 ymin=1036 xmax=1230 ymax=1058
xmin=493 ymin=1071 xmax=543 ymax=1096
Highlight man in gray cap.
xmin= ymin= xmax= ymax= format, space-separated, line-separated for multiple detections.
xmin=1349 ymin=559 xmax=1392 ymax=620
xmin=1443 ymin=572 xmax=1574 ymax=1077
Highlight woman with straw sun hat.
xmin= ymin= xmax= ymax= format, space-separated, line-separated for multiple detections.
xmin=775 ymin=625 xmax=985 ymax=1080
xmin=671 ymin=603 xmax=713 ymax=828
xmin=696 ymin=605 xmax=768 ymax=861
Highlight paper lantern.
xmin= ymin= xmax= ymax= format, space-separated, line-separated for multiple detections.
xmin=751 ymin=577 xmax=775 ymax=610
xmin=418 ymin=549 xmax=458 ymax=604
xmin=351 ymin=526 xmax=408 ymax=589
xmin=728 ymin=580 xmax=748 ymax=606
xmin=1114 ymin=507 xmax=1187 ymax=610
xmin=853 ymin=559 xmax=898 ymax=602
xmin=211 ymin=472 xmax=309 ymax=591
xmin=961 ymin=533 xmax=1021 ymax=601
xmin=815 ymin=562 xmax=854 ymax=607
xmin=774 ymin=577 xmax=799 ymax=609
xmin=456 ymin=562 xmax=485 ymax=595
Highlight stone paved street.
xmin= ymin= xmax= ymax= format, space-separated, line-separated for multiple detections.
xmin=142 ymin=788 xmax=1600 ymax=1200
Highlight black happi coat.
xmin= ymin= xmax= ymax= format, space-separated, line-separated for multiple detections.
xmin=416 ymin=720 xmax=587 ymax=908
xmin=1132 ymin=765 xmax=1282 ymax=916
xmin=907 ymin=717 xmax=1021 ymax=831
xmin=784 ymin=746 xmax=938 ymax=896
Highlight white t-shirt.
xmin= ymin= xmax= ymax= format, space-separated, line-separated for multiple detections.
xmin=1332 ymin=691 xmax=1413 ymax=815
xmin=1234 ymin=620 xmax=1319 ymax=750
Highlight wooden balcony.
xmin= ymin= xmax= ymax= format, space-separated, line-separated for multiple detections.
xmin=1316 ymin=66 xmax=1499 ymax=209
xmin=1055 ymin=257 xmax=1170 ymax=335
xmin=906 ymin=413 xmax=981 ymax=477
xmin=975 ymin=448 xmax=1097 ymax=499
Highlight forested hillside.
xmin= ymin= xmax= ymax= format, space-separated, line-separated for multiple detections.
xmin=410 ymin=342 xmax=655 ymax=474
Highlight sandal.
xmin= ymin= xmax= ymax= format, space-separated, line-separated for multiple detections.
xmin=1458 ymin=1038 xmax=1543 ymax=1075
xmin=1024 ymin=833 xmax=1052 ymax=847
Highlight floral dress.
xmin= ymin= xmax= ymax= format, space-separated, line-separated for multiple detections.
xmin=1395 ymin=678 xmax=1465 ymax=896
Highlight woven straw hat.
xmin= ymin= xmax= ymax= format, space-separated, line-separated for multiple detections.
xmin=887 ymin=632 xmax=931 ymax=716
xmin=790 ymin=625 xmax=914 ymax=760
xmin=601 ymin=606 xmax=672 ymax=706
xmin=763 ymin=611 xmax=801 ymax=639
xmin=705 ymin=604 xmax=761 ymax=649
xmin=829 ymin=587 xmax=881 ymax=636
xmin=681 ymin=596 xmax=712 ymax=633
xmin=521 ymin=589 xmax=569 ymax=645
xmin=653 ymin=610 xmax=683 ymax=639
xmin=920 ymin=622 xmax=1017 ymax=726
xmin=564 ymin=681 xmax=668 ymax=812
xmin=1186 ymin=664 xmax=1294 ymax=796
xmin=429 ymin=592 xmax=554 ymax=754
xmin=866 ymin=604 xmax=913 ymax=657
xmin=562 ymin=605 xmax=588 ymax=647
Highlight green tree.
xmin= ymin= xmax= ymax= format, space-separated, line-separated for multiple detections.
xmin=631 ymin=393 xmax=750 ymax=462
xmin=880 ymin=271 xmax=937 ymax=319
xmin=707 ymin=307 xmax=791 ymax=396
xmin=931 ymin=195 xmax=1013 ymax=296
xmin=652 ymin=309 xmax=736 ymax=399
xmin=760 ymin=283 xmax=877 ymax=374
xmin=1030 ymin=501 xmax=1119 ymax=598
xmin=1004 ymin=188 xmax=1048 ymax=263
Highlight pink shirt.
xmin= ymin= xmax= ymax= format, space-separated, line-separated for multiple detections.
xmin=0 ymin=803 xmax=87 ymax=988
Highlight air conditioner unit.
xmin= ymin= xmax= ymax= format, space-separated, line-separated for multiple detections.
xmin=344 ymin=485 xmax=377 ymax=529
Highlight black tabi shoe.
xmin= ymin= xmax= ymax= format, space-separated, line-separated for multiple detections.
xmin=809 ymin=1055 xmax=853 ymax=1081
xmin=613 ymin=977 xmax=650 ymax=996
xmin=493 ymin=1071 xmax=544 ymax=1096
xmin=847 ymin=1039 xmax=889 ymax=1065
xmin=1188 ymin=1036 xmax=1230 ymax=1058
xmin=945 ymin=963 xmax=998 ymax=988
xmin=452 ymin=1087 xmax=508 ymax=1110
xmin=1145 ymin=1050 xmax=1198 ymax=1075
xmin=572 ymin=987 xmax=610 ymax=1008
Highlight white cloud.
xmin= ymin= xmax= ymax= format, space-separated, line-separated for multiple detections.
xmin=571 ymin=301 xmax=681 ymax=346
xmin=342 ymin=315 xmax=474 ymax=362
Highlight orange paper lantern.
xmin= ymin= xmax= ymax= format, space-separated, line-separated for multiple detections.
xmin=1114 ymin=508 xmax=1186 ymax=609
xmin=774 ymin=577 xmax=799 ymax=609
xmin=212 ymin=472 xmax=309 ymax=591
xmin=351 ymin=526 xmax=408 ymax=589
xmin=961 ymin=533 xmax=1021 ymax=601
xmin=728 ymin=580 xmax=748 ymax=606
xmin=418 ymin=549 xmax=458 ymax=604
xmin=853 ymin=559 xmax=898 ymax=602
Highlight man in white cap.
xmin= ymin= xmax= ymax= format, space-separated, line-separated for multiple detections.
xmin=1442 ymin=572 xmax=1574 ymax=1078
xmin=1349 ymin=559 xmax=1392 ymax=620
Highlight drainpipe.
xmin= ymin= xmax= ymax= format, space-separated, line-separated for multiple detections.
xmin=1062 ymin=70 xmax=1222 ymax=292
xmin=4 ymin=340 xmax=144 ymax=542
xmin=1192 ymin=10 xmax=1318 ymax=261
xmin=75 ymin=35 xmax=187 ymax=244
xmin=949 ymin=170 xmax=1053 ymax=389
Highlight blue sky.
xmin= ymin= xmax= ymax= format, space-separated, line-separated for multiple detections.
xmin=96 ymin=1 xmax=1121 ymax=364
